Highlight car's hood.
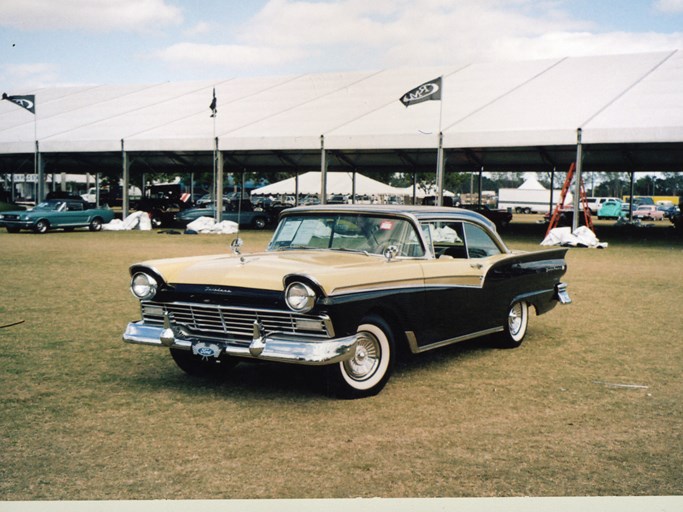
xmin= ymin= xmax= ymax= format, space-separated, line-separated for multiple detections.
xmin=138 ymin=250 xmax=424 ymax=296
xmin=0 ymin=209 xmax=41 ymax=216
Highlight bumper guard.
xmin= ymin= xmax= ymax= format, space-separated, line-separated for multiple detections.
xmin=123 ymin=317 xmax=359 ymax=366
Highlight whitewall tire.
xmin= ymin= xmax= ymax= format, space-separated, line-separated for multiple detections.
xmin=325 ymin=315 xmax=395 ymax=399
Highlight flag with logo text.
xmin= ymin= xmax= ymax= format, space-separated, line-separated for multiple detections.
xmin=399 ymin=77 xmax=442 ymax=107
xmin=2 ymin=93 xmax=35 ymax=114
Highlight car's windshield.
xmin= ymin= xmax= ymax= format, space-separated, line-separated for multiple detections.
xmin=268 ymin=213 xmax=425 ymax=257
xmin=33 ymin=201 xmax=65 ymax=211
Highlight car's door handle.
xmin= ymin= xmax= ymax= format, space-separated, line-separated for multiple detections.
xmin=470 ymin=262 xmax=483 ymax=269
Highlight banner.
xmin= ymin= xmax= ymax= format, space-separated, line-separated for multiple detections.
xmin=2 ymin=93 xmax=35 ymax=114
xmin=400 ymin=77 xmax=442 ymax=107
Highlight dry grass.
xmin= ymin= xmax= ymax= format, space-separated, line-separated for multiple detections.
xmin=1 ymin=222 xmax=682 ymax=499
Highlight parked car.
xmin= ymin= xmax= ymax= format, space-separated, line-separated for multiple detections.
xmin=123 ymin=205 xmax=571 ymax=398
xmin=597 ymin=199 xmax=625 ymax=220
xmin=632 ymin=204 xmax=664 ymax=221
xmin=0 ymin=198 xmax=115 ymax=233
xmin=194 ymin=194 xmax=234 ymax=207
xmin=586 ymin=197 xmax=620 ymax=215
xmin=0 ymin=198 xmax=114 ymax=233
xmin=175 ymin=200 xmax=270 ymax=229
xmin=136 ymin=183 xmax=193 ymax=228
xmin=461 ymin=204 xmax=512 ymax=230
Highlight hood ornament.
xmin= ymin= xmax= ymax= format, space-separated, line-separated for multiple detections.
xmin=230 ymin=238 xmax=243 ymax=255
xmin=383 ymin=245 xmax=399 ymax=262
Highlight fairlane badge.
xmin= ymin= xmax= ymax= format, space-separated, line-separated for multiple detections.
xmin=204 ymin=286 xmax=232 ymax=294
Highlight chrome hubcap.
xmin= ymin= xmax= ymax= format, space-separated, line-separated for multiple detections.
xmin=509 ymin=303 xmax=523 ymax=335
xmin=344 ymin=333 xmax=380 ymax=381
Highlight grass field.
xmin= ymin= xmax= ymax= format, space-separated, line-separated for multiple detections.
xmin=1 ymin=219 xmax=682 ymax=499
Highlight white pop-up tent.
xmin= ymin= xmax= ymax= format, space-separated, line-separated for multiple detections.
xmin=251 ymin=171 xmax=402 ymax=197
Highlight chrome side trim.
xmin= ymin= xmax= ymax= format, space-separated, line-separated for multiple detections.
xmin=406 ymin=326 xmax=505 ymax=354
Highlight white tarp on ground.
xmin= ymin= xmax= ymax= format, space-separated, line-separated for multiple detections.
xmin=541 ymin=226 xmax=608 ymax=248
xmin=185 ymin=216 xmax=239 ymax=234
xmin=102 ymin=211 xmax=152 ymax=231
xmin=251 ymin=171 xmax=401 ymax=196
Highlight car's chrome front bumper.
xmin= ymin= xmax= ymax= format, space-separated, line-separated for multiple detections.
xmin=123 ymin=320 xmax=360 ymax=366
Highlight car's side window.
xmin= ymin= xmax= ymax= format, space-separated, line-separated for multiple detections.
xmin=421 ymin=221 xmax=467 ymax=259
xmin=463 ymin=223 xmax=502 ymax=258
xmin=67 ymin=202 xmax=84 ymax=211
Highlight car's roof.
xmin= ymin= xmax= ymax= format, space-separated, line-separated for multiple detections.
xmin=282 ymin=204 xmax=497 ymax=230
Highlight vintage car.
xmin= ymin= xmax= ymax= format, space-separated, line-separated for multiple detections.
xmin=123 ymin=205 xmax=571 ymax=398
xmin=632 ymin=204 xmax=664 ymax=221
xmin=597 ymin=199 xmax=625 ymax=220
xmin=0 ymin=198 xmax=115 ymax=233
xmin=175 ymin=200 xmax=270 ymax=229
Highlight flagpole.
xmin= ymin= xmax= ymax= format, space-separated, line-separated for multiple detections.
xmin=436 ymin=80 xmax=444 ymax=206
xmin=399 ymin=76 xmax=443 ymax=205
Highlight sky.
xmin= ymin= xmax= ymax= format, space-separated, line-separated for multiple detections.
xmin=1 ymin=0 xmax=683 ymax=91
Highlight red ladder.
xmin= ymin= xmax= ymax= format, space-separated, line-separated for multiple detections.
xmin=545 ymin=162 xmax=594 ymax=236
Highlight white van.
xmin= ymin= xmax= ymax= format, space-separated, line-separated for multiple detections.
xmin=586 ymin=197 xmax=620 ymax=214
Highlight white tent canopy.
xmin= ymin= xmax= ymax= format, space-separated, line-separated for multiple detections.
xmin=251 ymin=171 xmax=402 ymax=196
xmin=518 ymin=177 xmax=547 ymax=190
xmin=1 ymin=51 xmax=682 ymax=157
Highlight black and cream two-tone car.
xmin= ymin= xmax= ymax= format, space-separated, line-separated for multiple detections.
xmin=123 ymin=205 xmax=570 ymax=398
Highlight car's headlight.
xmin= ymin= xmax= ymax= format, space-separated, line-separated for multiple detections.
xmin=130 ymin=272 xmax=158 ymax=300
xmin=285 ymin=282 xmax=316 ymax=313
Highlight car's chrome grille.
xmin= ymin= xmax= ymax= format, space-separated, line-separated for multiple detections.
xmin=141 ymin=301 xmax=332 ymax=341
xmin=2 ymin=214 xmax=20 ymax=221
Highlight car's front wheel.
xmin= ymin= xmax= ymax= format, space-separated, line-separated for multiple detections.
xmin=170 ymin=348 xmax=237 ymax=378
xmin=33 ymin=219 xmax=49 ymax=234
xmin=325 ymin=315 xmax=395 ymax=399
xmin=252 ymin=216 xmax=267 ymax=229
xmin=500 ymin=301 xmax=529 ymax=348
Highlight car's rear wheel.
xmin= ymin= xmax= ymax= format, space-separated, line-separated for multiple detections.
xmin=88 ymin=217 xmax=103 ymax=231
xmin=325 ymin=315 xmax=394 ymax=399
xmin=169 ymin=348 xmax=237 ymax=378
xmin=501 ymin=301 xmax=529 ymax=348
xmin=33 ymin=219 xmax=49 ymax=234
xmin=150 ymin=211 xmax=164 ymax=228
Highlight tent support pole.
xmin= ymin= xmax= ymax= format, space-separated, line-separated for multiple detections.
xmin=36 ymin=141 xmax=44 ymax=202
xmin=121 ymin=140 xmax=129 ymax=218
xmin=295 ymin=172 xmax=299 ymax=205
xmin=96 ymin=172 xmax=101 ymax=207
xmin=436 ymin=132 xmax=444 ymax=206
xmin=628 ymin=171 xmax=635 ymax=222
xmin=478 ymin=166 xmax=483 ymax=205
xmin=549 ymin=166 xmax=556 ymax=213
xmin=216 ymin=142 xmax=224 ymax=223
xmin=572 ymin=128 xmax=583 ymax=232
xmin=352 ymin=170 xmax=356 ymax=204
xmin=320 ymin=135 xmax=327 ymax=205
